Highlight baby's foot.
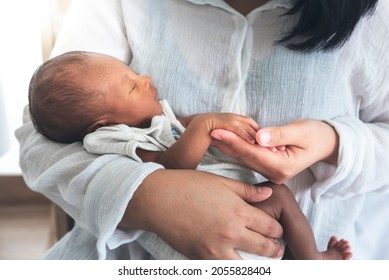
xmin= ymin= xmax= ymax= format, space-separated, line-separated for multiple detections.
xmin=322 ymin=236 xmax=352 ymax=260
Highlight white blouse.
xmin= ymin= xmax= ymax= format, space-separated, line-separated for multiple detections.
xmin=16 ymin=0 xmax=389 ymax=259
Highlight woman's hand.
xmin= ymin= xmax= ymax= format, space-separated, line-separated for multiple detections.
xmin=211 ymin=120 xmax=339 ymax=184
xmin=119 ymin=169 xmax=283 ymax=259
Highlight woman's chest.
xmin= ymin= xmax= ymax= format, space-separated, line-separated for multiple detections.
xmin=123 ymin=1 xmax=355 ymax=122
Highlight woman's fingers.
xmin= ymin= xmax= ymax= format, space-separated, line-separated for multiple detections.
xmin=256 ymin=121 xmax=307 ymax=148
xmin=237 ymin=228 xmax=284 ymax=258
xmin=225 ymin=179 xmax=273 ymax=203
xmin=226 ymin=180 xmax=283 ymax=238
xmin=226 ymin=180 xmax=283 ymax=257
xmin=257 ymin=121 xmax=339 ymax=164
xmin=245 ymin=204 xmax=283 ymax=239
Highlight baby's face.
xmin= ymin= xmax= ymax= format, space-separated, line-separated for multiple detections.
xmin=84 ymin=53 xmax=163 ymax=133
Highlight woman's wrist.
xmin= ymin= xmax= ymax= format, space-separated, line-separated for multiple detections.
xmin=118 ymin=169 xmax=164 ymax=231
xmin=321 ymin=121 xmax=340 ymax=165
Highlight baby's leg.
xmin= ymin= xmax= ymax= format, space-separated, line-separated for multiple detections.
xmin=253 ymin=182 xmax=351 ymax=260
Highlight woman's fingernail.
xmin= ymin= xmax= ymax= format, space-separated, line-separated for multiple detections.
xmin=211 ymin=133 xmax=221 ymax=141
xmin=259 ymin=131 xmax=271 ymax=144
xmin=257 ymin=186 xmax=272 ymax=195
xmin=276 ymin=247 xmax=284 ymax=258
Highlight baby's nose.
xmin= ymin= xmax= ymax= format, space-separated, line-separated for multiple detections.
xmin=140 ymin=76 xmax=152 ymax=87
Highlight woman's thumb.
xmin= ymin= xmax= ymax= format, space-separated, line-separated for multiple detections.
xmin=228 ymin=181 xmax=273 ymax=203
xmin=256 ymin=126 xmax=294 ymax=147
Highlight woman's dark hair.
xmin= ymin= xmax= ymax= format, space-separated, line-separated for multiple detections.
xmin=280 ymin=0 xmax=378 ymax=51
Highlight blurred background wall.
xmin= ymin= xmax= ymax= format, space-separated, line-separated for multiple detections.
xmin=0 ymin=0 xmax=71 ymax=174
xmin=0 ymin=0 xmax=71 ymax=259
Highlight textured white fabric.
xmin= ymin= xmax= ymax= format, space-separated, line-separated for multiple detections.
xmin=15 ymin=0 xmax=389 ymax=259
xmin=83 ymin=100 xmax=184 ymax=162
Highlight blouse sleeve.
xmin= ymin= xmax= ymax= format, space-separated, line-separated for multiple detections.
xmin=309 ymin=3 xmax=389 ymax=201
xmin=15 ymin=0 xmax=161 ymax=259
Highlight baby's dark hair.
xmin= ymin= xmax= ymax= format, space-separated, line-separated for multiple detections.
xmin=29 ymin=51 xmax=105 ymax=143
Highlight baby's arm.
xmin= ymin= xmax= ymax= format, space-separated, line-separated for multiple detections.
xmin=138 ymin=113 xmax=258 ymax=169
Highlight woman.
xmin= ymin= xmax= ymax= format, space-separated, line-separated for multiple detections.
xmin=16 ymin=0 xmax=389 ymax=259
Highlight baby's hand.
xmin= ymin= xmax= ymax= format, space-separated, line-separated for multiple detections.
xmin=192 ymin=113 xmax=285 ymax=150
xmin=199 ymin=113 xmax=259 ymax=144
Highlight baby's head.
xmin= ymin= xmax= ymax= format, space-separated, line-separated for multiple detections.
xmin=29 ymin=51 xmax=107 ymax=143
xmin=29 ymin=51 xmax=162 ymax=143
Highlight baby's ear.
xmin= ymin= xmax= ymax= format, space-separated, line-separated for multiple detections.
xmin=86 ymin=122 xmax=105 ymax=134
